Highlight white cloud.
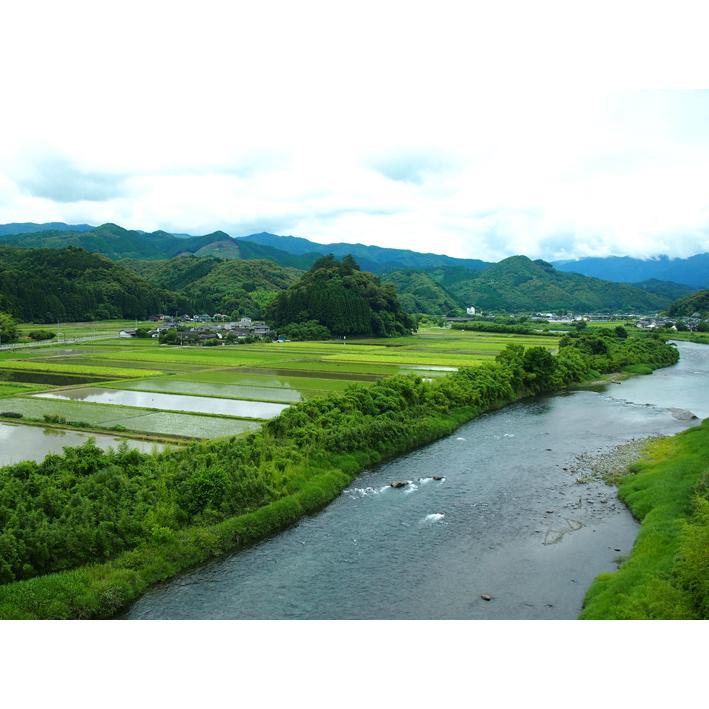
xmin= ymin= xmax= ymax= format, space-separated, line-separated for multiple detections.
xmin=1 ymin=2 xmax=709 ymax=260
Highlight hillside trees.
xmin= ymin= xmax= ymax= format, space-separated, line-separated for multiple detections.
xmin=267 ymin=255 xmax=415 ymax=336
xmin=0 ymin=247 xmax=186 ymax=322
xmin=0 ymin=312 xmax=18 ymax=342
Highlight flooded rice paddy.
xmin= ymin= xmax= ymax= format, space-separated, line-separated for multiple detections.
xmin=0 ymin=422 xmax=166 ymax=467
xmin=33 ymin=388 xmax=289 ymax=419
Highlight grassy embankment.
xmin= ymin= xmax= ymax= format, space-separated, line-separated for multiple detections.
xmin=581 ymin=419 xmax=709 ymax=619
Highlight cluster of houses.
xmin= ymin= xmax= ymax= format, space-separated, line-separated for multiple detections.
xmin=450 ymin=307 xmax=706 ymax=331
xmin=634 ymin=315 xmax=704 ymax=331
xmin=119 ymin=316 xmax=272 ymax=342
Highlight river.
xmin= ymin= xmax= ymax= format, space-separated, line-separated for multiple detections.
xmin=124 ymin=341 xmax=708 ymax=619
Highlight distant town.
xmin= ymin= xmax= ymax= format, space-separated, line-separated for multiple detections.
xmin=116 ymin=308 xmax=707 ymax=347
xmin=120 ymin=315 xmax=274 ymax=345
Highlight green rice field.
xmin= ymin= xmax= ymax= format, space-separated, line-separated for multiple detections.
xmin=0 ymin=325 xmax=560 ymax=442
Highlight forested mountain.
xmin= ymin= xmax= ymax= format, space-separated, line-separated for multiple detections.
xmin=267 ymin=255 xmax=415 ymax=336
xmin=666 ymin=289 xmax=709 ymax=317
xmin=382 ymin=270 xmax=462 ymax=315
xmin=0 ymin=223 xmax=312 ymax=267
xmin=0 ymin=247 xmax=185 ymax=322
xmin=428 ymin=256 xmax=675 ymax=312
xmin=553 ymin=253 xmax=709 ymax=288
xmin=120 ymin=256 xmax=225 ymax=290
xmin=120 ymin=255 xmax=301 ymax=318
xmin=239 ymin=232 xmax=491 ymax=274
xmin=0 ymin=222 xmax=95 ymax=236
xmin=0 ymin=223 xmax=214 ymax=259
xmin=177 ymin=259 xmax=301 ymax=318
xmin=0 ymin=222 xmax=693 ymax=319
xmin=631 ymin=279 xmax=694 ymax=301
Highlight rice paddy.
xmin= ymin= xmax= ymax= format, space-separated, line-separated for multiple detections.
xmin=0 ymin=325 xmax=559 ymax=446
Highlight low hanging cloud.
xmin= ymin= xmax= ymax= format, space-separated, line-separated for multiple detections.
xmin=15 ymin=156 xmax=127 ymax=203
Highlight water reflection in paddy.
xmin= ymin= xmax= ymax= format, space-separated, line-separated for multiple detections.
xmin=33 ymin=388 xmax=288 ymax=419
xmin=0 ymin=422 xmax=166 ymax=467
xmin=119 ymin=379 xmax=303 ymax=403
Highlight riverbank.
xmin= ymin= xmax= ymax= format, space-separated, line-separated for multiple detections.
xmin=0 ymin=333 xmax=680 ymax=618
xmin=580 ymin=418 xmax=709 ymax=619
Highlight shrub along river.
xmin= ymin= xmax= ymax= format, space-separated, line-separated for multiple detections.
xmin=124 ymin=342 xmax=708 ymax=619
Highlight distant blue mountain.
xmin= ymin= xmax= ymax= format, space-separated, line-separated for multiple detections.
xmin=0 ymin=222 xmax=95 ymax=236
xmin=553 ymin=254 xmax=709 ymax=289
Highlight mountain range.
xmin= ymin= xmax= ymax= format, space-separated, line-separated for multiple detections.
xmin=0 ymin=221 xmax=706 ymax=287
xmin=552 ymin=254 xmax=709 ymax=289
xmin=0 ymin=222 xmax=705 ymax=317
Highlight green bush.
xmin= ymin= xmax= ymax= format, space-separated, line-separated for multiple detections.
xmin=27 ymin=330 xmax=56 ymax=341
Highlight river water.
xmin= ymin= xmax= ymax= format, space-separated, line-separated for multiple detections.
xmin=124 ymin=342 xmax=708 ymax=619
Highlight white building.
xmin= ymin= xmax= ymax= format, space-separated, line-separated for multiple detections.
xmin=466 ymin=306 xmax=476 ymax=316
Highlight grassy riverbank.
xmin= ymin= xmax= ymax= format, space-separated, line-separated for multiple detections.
xmin=0 ymin=332 xmax=680 ymax=618
xmin=581 ymin=419 xmax=709 ymax=619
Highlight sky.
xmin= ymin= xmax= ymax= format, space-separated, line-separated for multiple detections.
xmin=1 ymin=1 xmax=709 ymax=262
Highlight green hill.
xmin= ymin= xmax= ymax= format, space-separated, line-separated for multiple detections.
xmin=666 ymin=289 xmax=709 ymax=318
xmin=267 ymin=255 xmax=415 ymax=336
xmin=0 ymin=246 xmax=185 ymax=322
xmin=0 ymin=223 xmax=313 ymax=268
xmin=382 ymin=270 xmax=462 ymax=315
xmin=119 ymin=256 xmax=224 ymax=291
xmin=179 ymin=259 xmax=302 ymax=318
xmin=120 ymin=255 xmax=302 ymax=319
xmin=632 ymin=279 xmax=694 ymax=301
xmin=428 ymin=256 xmax=675 ymax=312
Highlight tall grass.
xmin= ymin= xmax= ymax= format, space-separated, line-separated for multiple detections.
xmin=581 ymin=420 xmax=709 ymax=619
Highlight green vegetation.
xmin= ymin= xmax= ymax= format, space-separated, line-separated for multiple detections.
xmin=276 ymin=320 xmax=332 ymax=341
xmin=557 ymin=330 xmax=679 ymax=373
xmin=15 ymin=319 xmax=156 ymax=340
xmin=0 ymin=222 xmax=316 ymax=268
xmin=0 ymin=331 xmax=677 ymax=618
xmin=168 ymin=258 xmax=300 ymax=319
xmin=581 ymin=420 xmax=709 ymax=619
xmin=451 ymin=320 xmax=539 ymax=335
xmin=428 ymin=256 xmax=677 ymax=312
xmin=1 ymin=223 xmax=690 ymax=321
xmin=0 ymin=246 xmax=185 ymax=321
xmin=0 ymin=312 xmax=18 ymax=343
xmin=382 ymin=270 xmax=462 ymax=316
xmin=268 ymin=255 xmax=415 ymax=337
xmin=26 ymin=330 xmax=56 ymax=341
xmin=0 ymin=360 xmax=162 ymax=378
xmin=666 ymin=288 xmax=709 ymax=318
xmin=0 ymin=382 xmax=43 ymax=397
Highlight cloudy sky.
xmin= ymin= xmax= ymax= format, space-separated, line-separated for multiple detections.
xmin=1 ymin=1 xmax=708 ymax=261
